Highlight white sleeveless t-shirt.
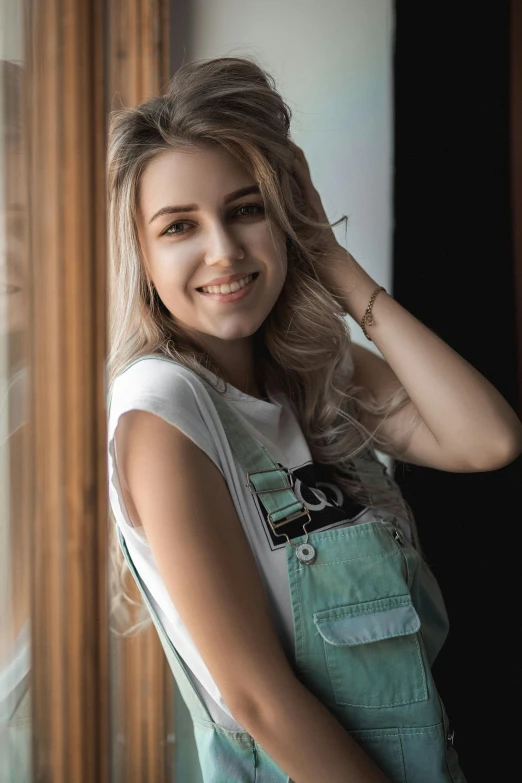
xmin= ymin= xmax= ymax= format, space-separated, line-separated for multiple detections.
xmin=107 ymin=353 xmax=386 ymax=731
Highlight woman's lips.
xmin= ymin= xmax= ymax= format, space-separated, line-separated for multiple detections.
xmin=196 ymin=272 xmax=259 ymax=303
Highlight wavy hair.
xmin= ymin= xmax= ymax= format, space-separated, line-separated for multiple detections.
xmin=107 ymin=55 xmax=423 ymax=635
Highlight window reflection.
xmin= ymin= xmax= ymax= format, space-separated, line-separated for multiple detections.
xmin=0 ymin=45 xmax=32 ymax=783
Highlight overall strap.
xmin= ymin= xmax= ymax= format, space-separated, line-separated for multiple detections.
xmin=117 ymin=527 xmax=212 ymax=723
xmin=203 ymin=383 xmax=305 ymax=525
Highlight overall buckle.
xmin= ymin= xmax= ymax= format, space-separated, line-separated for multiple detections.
xmin=246 ymin=464 xmax=313 ymax=556
xmin=267 ymin=505 xmax=311 ymax=531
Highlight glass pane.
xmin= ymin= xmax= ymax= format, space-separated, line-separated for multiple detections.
xmin=0 ymin=1 xmax=31 ymax=781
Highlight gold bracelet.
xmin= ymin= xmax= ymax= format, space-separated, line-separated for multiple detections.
xmin=360 ymin=286 xmax=386 ymax=341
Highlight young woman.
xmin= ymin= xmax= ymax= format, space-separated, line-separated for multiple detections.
xmin=106 ymin=56 xmax=522 ymax=783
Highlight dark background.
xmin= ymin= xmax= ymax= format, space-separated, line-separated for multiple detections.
xmin=393 ymin=3 xmax=520 ymax=780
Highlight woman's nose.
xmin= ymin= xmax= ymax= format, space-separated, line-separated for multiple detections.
xmin=203 ymin=222 xmax=245 ymax=264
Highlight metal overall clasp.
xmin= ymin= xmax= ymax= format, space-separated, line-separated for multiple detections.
xmin=246 ymin=463 xmax=316 ymax=565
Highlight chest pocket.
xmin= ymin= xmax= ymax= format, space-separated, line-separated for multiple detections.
xmin=314 ymin=594 xmax=428 ymax=708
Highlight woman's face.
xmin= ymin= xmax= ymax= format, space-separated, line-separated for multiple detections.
xmin=136 ymin=144 xmax=288 ymax=352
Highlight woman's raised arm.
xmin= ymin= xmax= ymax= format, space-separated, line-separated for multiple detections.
xmin=115 ymin=409 xmax=391 ymax=783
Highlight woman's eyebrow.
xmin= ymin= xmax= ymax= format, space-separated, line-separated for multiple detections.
xmin=148 ymin=184 xmax=261 ymax=224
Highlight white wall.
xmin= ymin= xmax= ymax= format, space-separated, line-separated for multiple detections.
xmin=187 ymin=0 xmax=395 ymax=349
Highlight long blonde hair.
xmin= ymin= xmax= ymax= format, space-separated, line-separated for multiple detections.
xmin=107 ymin=55 xmax=422 ymax=635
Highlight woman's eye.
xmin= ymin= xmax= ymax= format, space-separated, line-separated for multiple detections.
xmin=163 ymin=221 xmax=190 ymax=236
xmin=234 ymin=203 xmax=265 ymax=218
xmin=161 ymin=204 xmax=264 ymax=237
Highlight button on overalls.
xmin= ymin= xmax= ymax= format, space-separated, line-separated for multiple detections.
xmin=116 ymin=359 xmax=468 ymax=783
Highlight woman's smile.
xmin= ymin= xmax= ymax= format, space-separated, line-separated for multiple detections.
xmin=195 ymin=271 xmax=260 ymax=303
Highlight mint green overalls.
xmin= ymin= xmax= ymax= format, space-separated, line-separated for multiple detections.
xmin=116 ymin=360 xmax=468 ymax=783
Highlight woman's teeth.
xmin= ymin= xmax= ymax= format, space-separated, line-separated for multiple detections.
xmin=200 ymin=273 xmax=257 ymax=295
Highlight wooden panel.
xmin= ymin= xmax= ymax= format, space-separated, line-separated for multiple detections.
xmin=24 ymin=0 xmax=175 ymax=779
xmin=108 ymin=0 xmax=171 ymax=110
xmin=106 ymin=2 xmax=175 ymax=781
xmin=26 ymin=0 xmax=109 ymax=780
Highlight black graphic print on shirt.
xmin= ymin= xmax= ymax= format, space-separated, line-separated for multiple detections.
xmin=250 ymin=460 xmax=370 ymax=551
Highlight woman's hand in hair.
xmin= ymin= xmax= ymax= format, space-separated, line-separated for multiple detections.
xmin=289 ymin=141 xmax=341 ymax=251
xmin=289 ymin=140 xmax=360 ymax=308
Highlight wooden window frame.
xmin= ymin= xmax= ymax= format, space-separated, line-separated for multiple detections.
xmin=26 ymin=0 xmax=172 ymax=780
